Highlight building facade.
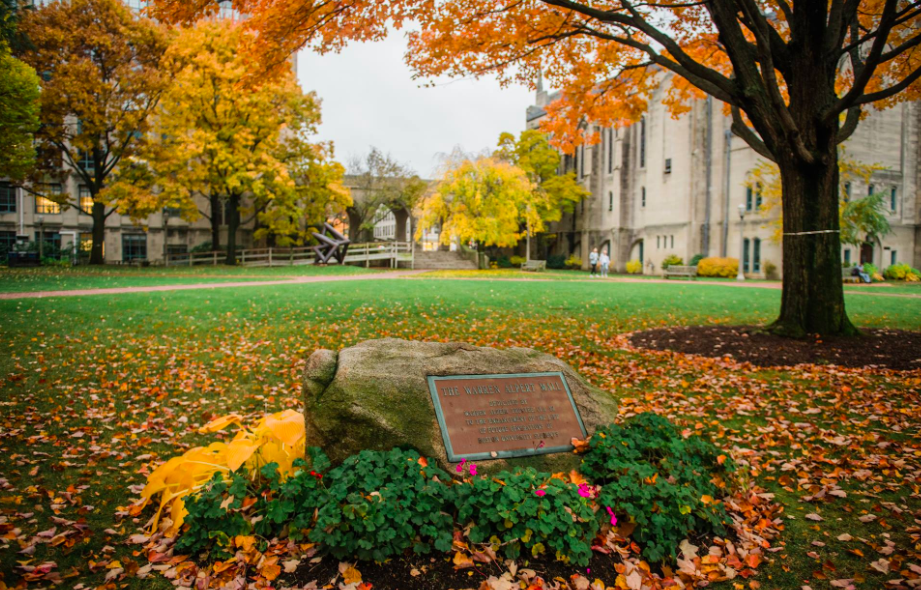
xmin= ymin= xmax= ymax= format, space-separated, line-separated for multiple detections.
xmin=527 ymin=75 xmax=921 ymax=276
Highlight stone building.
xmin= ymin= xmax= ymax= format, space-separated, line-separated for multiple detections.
xmin=526 ymin=75 xmax=921 ymax=276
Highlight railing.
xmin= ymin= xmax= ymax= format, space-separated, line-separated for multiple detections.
xmin=165 ymin=241 xmax=415 ymax=269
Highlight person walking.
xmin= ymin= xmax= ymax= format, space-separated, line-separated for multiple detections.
xmin=599 ymin=249 xmax=611 ymax=278
xmin=589 ymin=247 xmax=599 ymax=278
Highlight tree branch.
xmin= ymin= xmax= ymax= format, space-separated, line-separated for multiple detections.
xmin=730 ymin=105 xmax=777 ymax=162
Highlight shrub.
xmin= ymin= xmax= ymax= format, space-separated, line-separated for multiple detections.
xmin=884 ymin=263 xmax=921 ymax=281
xmin=625 ymin=259 xmax=642 ymax=274
xmin=565 ymin=254 xmax=582 ymax=269
xmin=862 ymin=263 xmax=885 ymax=282
xmin=697 ymin=257 xmax=738 ymax=278
xmin=689 ymin=254 xmax=704 ymax=267
xmin=495 ymin=255 xmax=514 ymax=268
xmin=454 ymin=468 xmax=598 ymax=566
xmin=310 ymin=449 xmax=454 ymax=561
xmin=177 ymin=471 xmax=253 ymax=559
xmin=254 ymin=450 xmax=332 ymax=541
xmin=546 ymin=254 xmax=567 ymax=269
xmin=509 ymin=255 xmax=527 ymax=267
xmin=661 ymin=254 xmax=683 ymax=269
xmin=178 ymin=448 xmax=331 ymax=559
xmin=763 ymin=260 xmax=778 ymax=280
xmin=582 ymin=413 xmax=734 ymax=563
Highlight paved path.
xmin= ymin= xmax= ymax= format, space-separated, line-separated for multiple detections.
xmin=0 ymin=270 xmax=426 ymax=300
xmin=1 ymin=270 xmax=918 ymax=299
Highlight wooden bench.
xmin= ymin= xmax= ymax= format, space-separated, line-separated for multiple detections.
xmin=664 ymin=265 xmax=697 ymax=279
xmin=842 ymin=266 xmax=861 ymax=283
xmin=521 ymin=259 xmax=547 ymax=272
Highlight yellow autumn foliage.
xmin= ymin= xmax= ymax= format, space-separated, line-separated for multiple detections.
xmin=136 ymin=409 xmax=305 ymax=536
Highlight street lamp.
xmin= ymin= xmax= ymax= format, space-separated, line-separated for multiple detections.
xmin=736 ymin=203 xmax=746 ymax=281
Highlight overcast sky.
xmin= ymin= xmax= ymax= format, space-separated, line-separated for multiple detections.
xmin=296 ymin=32 xmax=535 ymax=179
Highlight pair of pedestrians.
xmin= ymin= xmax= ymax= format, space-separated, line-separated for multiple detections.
xmin=589 ymin=248 xmax=610 ymax=278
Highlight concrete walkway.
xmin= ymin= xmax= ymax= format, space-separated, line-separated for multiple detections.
xmin=0 ymin=270 xmax=426 ymax=300
xmin=1 ymin=269 xmax=918 ymax=300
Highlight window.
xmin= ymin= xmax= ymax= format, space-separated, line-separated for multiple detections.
xmin=843 ymin=182 xmax=851 ymax=202
xmin=78 ymin=150 xmax=94 ymax=173
xmin=753 ymin=238 xmax=761 ymax=273
xmin=0 ymin=231 xmax=17 ymax=259
xmin=670 ymin=235 xmax=674 ymax=249
xmin=79 ymin=186 xmax=93 ymax=214
xmin=35 ymin=185 xmax=62 ymax=214
xmin=122 ymin=234 xmax=147 ymax=261
xmin=890 ymin=187 xmax=897 ymax=212
xmin=639 ymin=117 xmax=646 ymax=168
xmin=891 ymin=250 xmax=897 ymax=266
xmin=664 ymin=158 xmax=672 ymax=174
xmin=868 ymin=184 xmax=875 ymax=197
xmin=755 ymin=183 xmax=763 ymax=209
xmin=656 ymin=236 xmax=661 ymax=249
xmin=579 ymin=145 xmax=585 ymax=178
xmin=746 ymin=186 xmax=753 ymax=211
xmin=743 ymin=238 xmax=751 ymax=273
xmin=608 ymin=191 xmax=613 ymax=212
xmin=641 ymin=187 xmax=646 ymax=208
xmin=79 ymin=232 xmax=93 ymax=256
xmin=166 ymin=244 xmax=188 ymax=256
xmin=573 ymin=150 xmax=579 ymax=178
xmin=36 ymin=231 xmax=61 ymax=257
xmin=0 ymin=182 xmax=15 ymax=213
xmin=844 ymin=249 xmax=851 ymax=264
xmin=163 ymin=206 xmax=181 ymax=217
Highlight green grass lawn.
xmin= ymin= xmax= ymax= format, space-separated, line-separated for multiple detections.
xmin=0 ymin=278 xmax=919 ymax=589
xmin=0 ymin=263 xmax=377 ymax=293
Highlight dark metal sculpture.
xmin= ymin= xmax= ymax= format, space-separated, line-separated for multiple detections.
xmin=312 ymin=223 xmax=350 ymax=264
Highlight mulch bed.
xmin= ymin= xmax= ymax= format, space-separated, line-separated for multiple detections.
xmin=290 ymin=551 xmax=621 ymax=590
xmin=629 ymin=325 xmax=921 ymax=370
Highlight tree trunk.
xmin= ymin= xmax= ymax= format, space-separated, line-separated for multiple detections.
xmin=225 ymin=193 xmax=239 ymax=265
xmin=89 ymin=201 xmax=106 ymax=265
xmin=210 ymin=193 xmax=221 ymax=251
xmin=347 ymin=207 xmax=364 ymax=242
xmin=770 ymin=151 xmax=857 ymax=337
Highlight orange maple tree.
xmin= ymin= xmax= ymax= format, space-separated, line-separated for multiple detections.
xmin=148 ymin=0 xmax=921 ymax=337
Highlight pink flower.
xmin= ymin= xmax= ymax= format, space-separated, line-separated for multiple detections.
xmin=577 ymin=483 xmax=592 ymax=498
xmin=456 ymin=459 xmax=466 ymax=474
xmin=535 ymin=489 xmax=546 ymax=497
xmin=606 ymin=506 xmax=617 ymax=526
xmin=469 ymin=463 xmax=477 ymax=476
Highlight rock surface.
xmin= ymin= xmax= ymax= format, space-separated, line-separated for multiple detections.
xmin=302 ymin=338 xmax=618 ymax=473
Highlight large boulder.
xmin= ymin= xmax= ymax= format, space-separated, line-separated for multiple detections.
xmin=302 ymin=339 xmax=618 ymax=473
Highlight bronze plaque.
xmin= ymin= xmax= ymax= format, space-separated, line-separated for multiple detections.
xmin=426 ymin=372 xmax=587 ymax=462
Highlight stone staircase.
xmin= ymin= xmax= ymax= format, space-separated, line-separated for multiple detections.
xmin=413 ymin=249 xmax=478 ymax=270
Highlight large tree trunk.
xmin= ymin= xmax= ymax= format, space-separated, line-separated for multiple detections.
xmin=347 ymin=207 xmax=365 ymax=242
xmin=89 ymin=201 xmax=106 ymax=265
xmin=225 ymin=193 xmax=239 ymax=265
xmin=770 ymin=143 xmax=856 ymax=337
xmin=210 ymin=193 xmax=222 ymax=251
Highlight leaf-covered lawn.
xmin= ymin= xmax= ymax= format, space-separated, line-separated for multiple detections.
xmin=0 ymin=279 xmax=919 ymax=589
xmin=0 ymin=264 xmax=375 ymax=293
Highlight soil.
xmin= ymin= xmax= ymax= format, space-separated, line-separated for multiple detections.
xmin=629 ymin=325 xmax=921 ymax=371
xmin=289 ymin=551 xmax=623 ymax=590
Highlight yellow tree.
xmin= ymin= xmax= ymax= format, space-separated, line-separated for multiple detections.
xmin=416 ymin=157 xmax=536 ymax=249
xmin=147 ymin=0 xmax=921 ymax=337
xmin=120 ymin=19 xmax=349 ymax=264
xmin=495 ymin=129 xmax=588 ymax=259
xmin=18 ymin=0 xmax=167 ymax=264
